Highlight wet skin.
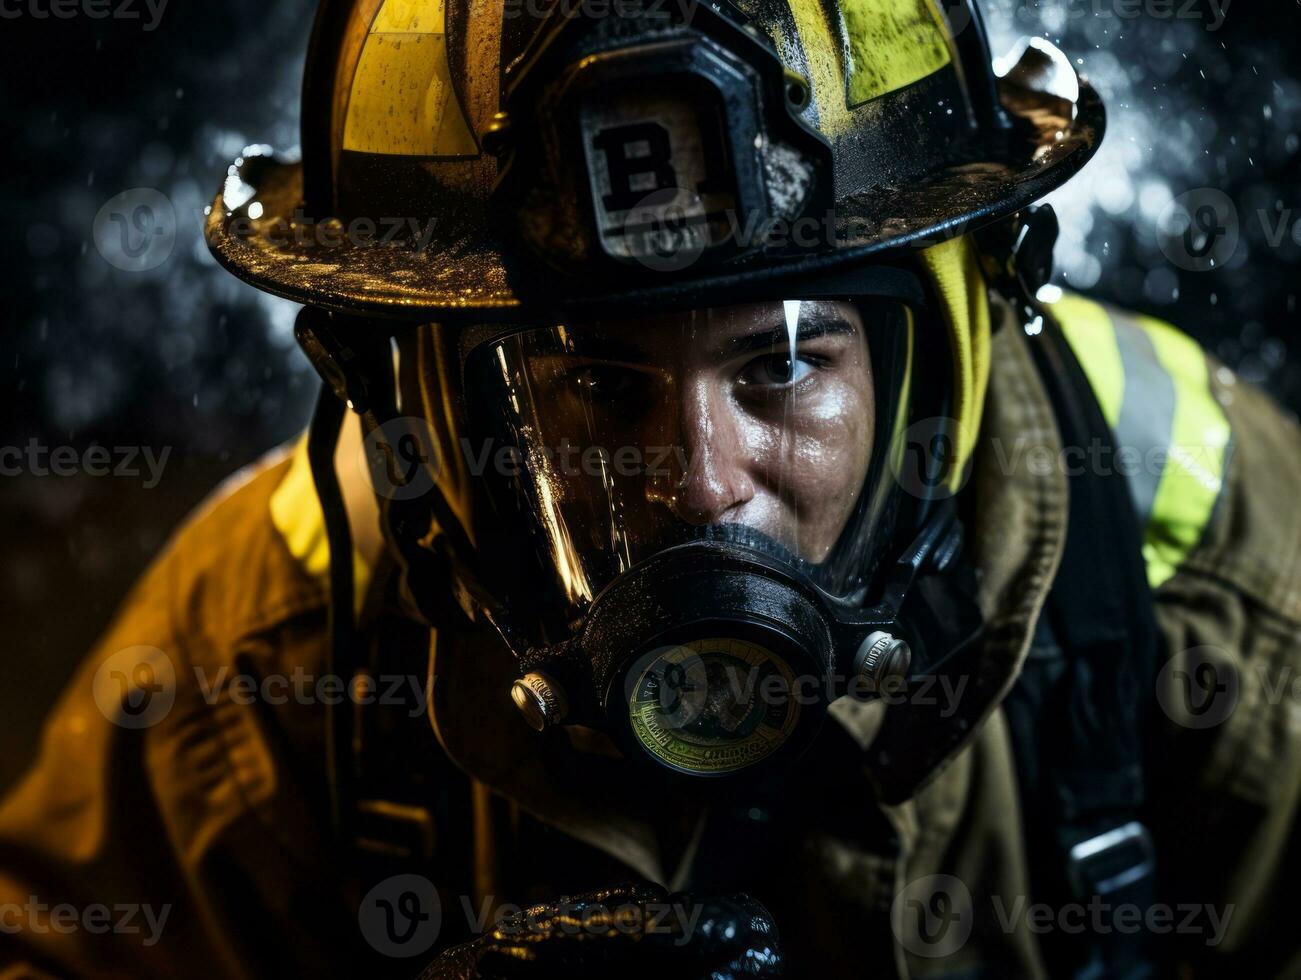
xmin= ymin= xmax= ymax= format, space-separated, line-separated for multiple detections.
xmin=531 ymin=300 xmax=875 ymax=563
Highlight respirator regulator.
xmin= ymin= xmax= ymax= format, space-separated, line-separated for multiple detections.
xmin=507 ymin=509 xmax=980 ymax=782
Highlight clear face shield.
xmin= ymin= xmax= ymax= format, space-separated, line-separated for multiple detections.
xmin=382 ymin=280 xmax=978 ymax=784
xmin=463 ymin=298 xmax=915 ymax=631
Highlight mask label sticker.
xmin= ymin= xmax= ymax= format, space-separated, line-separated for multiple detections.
xmin=627 ymin=636 xmax=800 ymax=774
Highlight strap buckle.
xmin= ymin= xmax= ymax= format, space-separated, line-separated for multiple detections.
xmin=1066 ymin=821 xmax=1155 ymax=900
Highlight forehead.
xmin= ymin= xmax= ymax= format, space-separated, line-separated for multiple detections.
xmin=573 ymin=299 xmax=855 ymax=332
xmin=562 ymin=298 xmax=858 ymax=351
xmin=555 ymin=300 xmax=864 ymax=361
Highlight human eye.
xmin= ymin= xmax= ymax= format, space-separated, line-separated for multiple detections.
xmin=736 ymin=351 xmax=821 ymax=389
xmin=568 ymin=361 xmax=651 ymax=402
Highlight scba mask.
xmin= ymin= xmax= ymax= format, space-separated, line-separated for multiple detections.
xmin=419 ymin=284 xmax=984 ymax=784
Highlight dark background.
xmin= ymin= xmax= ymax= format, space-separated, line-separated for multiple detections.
xmin=0 ymin=0 xmax=1298 ymax=792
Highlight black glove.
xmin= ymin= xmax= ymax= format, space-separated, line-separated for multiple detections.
xmin=417 ymin=882 xmax=783 ymax=979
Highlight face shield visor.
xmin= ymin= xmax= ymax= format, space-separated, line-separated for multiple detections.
xmin=464 ymin=298 xmax=914 ymax=626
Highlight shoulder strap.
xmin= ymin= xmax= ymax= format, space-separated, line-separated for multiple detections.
xmin=1003 ymin=311 xmax=1166 ymax=978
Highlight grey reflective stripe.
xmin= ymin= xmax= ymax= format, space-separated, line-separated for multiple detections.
xmin=1111 ymin=310 xmax=1177 ymax=529
xmin=1052 ymin=293 xmax=1232 ymax=589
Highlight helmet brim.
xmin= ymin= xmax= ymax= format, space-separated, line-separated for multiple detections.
xmin=206 ymin=76 xmax=1104 ymax=321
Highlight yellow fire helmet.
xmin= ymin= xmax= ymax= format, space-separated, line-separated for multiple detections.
xmin=207 ymin=0 xmax=1101 ymax=484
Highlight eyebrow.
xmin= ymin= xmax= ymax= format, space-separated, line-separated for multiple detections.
xmin=716 ymin=316 xmax=858 ymax=358
xmin=555 ymin=306 xmax=859 ymax=363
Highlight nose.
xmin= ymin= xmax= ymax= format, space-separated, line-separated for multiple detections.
xmin=648 ymin=378 xmax=755 ymax=525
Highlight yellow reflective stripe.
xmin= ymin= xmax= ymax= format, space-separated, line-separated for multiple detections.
xmin=842 ymin=0 xmax=952 ymax=106
xmin=786 ymin=0 xmax=854 ymax=137
xmin=919 ymin=236 xmax=991 ymax=490
xmin=1051 ymin=293 xmax=1125 ymax=431
xmin=1135 ymin=314 xmax=1231 ymax=589
xmin=270 ymin=434 xmax=371 ymax=615
xmin=789 ymin=0 xmax=952 ymax=133
xmin=1051 ymin=293 xmax=1231 ymax=590
xmin=342 ymin=0 xmax=477 ymax=156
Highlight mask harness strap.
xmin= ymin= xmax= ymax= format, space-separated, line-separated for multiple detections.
xmin=307 ymin=381 xmax=357 ymax=846
xmin=1009 ymin=307 xmax=1163 ymax=979
xmin=301 ymin=309 xmax=476 ymax=868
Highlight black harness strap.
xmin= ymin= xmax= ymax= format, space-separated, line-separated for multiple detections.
xmin=308 ymin=382 xmax=356 ymax=845
xmin=1006 ymin=315 xmax=1166 ymax=979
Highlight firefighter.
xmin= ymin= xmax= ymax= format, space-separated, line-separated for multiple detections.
xmin=2 ymin=0 xmax=1299 ymax=977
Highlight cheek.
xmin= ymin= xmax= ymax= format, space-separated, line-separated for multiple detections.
xmin=747 ymin=379 xmax=874 ymax=502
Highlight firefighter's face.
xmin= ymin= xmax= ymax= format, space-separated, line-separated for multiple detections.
xmin=531 ymin=301 xmax=875 ymax=562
